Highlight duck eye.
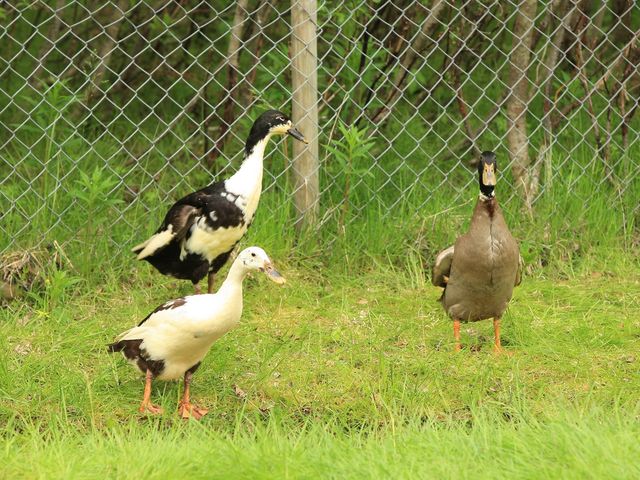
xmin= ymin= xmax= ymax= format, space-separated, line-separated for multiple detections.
xmin=251 ymin=252 xmax=256 ymax=257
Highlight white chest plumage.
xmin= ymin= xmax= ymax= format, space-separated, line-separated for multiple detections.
xmin=182 ymin=139 xmax=267 ymax=262
xmin=225 ymin=139 xmax=266 ymax=221
xmin=184 ymin=219 xmax=248 ymax=262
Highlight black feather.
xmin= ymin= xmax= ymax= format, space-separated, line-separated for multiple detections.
xmin=136 ymin=181 xmax=245 ymax=285
xmin=138 ymin=297 xmax=187 ymax=326
xmin=107 ymin=338 xmax=166 ymax=377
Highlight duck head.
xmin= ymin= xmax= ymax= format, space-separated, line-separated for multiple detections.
xmin=238 ymin=246 xmax=286 ymax=285
xmin=245 ymin=110 xmax=307 ymax=154
xmin=478 ymin=151 xmax=497 ymax=198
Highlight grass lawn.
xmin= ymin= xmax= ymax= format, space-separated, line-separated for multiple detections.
xmin=1 ymin=249 xmax=639 ymax=479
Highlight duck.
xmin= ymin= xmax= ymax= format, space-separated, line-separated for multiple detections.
xmin=132 ymin=110 xmax=306 ymax=294
xmin=431 ymin=151 xmax=521 ymax=353
xmin=108 ymin=246 xmax=286 ymax=419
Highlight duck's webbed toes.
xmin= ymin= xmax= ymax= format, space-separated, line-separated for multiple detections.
xmin=139 ymin=403 xmax=164 ymax=415
xmin=178 ymin=401 xmax=209 ymax=420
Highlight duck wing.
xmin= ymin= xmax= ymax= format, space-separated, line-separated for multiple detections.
xmin=137 ymin=297 xmax=188 ymax=326
xmin=115 ymin=294 xmax=225 ymax=346
xmin=132 ymin=188 xmax=214 ymax=260
xmin=113 ymin=296 xmax=198 ymax=343
xmin=432 ymin=245 xmax=454 ymax=287
xmin=515 ymin=254 xmax=523 ymax=287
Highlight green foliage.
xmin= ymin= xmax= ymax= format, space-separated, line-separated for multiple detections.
xmin=72 ymin=167 xmax=123 ymax=213
xmin=325 ymin=123 xmax=375 ymax=178
xmin=325 ymin=123 xmax=376 ymax=230
xmin=67 ymin=167 xmax=124 ymax=276
xmin=25 ymin=267 xmax=82 ymax=314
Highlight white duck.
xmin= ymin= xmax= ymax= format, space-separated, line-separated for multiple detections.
xmin=132 ymin=110 xmax=306 ymax=294
xmin=108 ymin=246 xmax=286 ymax=419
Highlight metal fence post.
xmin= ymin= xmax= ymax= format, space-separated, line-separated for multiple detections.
xmin=290 ymin=0 xmax=319 ymax=230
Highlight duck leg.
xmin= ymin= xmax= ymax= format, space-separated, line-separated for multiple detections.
xmin=207 ymin=271 xmax=216 ymax=293
xmin=493 ymin=317 xmax=503 ymax=354
xmin=178 ymin=371 xmax=209 ymax=420
xmin=453 ymin=319 xmax=462 ymax=352
xmin=139 ymin=369 xmax=163 ymax=415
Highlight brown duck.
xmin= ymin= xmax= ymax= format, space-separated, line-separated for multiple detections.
xmin=432 ymin=151 xmax=521 ymax=353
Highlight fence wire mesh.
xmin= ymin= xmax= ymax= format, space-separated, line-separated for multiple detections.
xmin=1 ymin=1 xmax=639 ymax=255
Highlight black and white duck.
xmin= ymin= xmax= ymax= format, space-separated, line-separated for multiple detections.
xmin=431 ymin=151 xmax=522 ymax=353
xmin=132 ymin=110 xmax=306 ymax=293
xmin=108 ymin=246 xmax=286 ymax=419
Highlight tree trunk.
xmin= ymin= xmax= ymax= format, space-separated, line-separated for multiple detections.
xmin=208 ymin=0 xmax=250 ymax=165
xmin=30 ymin=0 xmax=66 ymax=86
xmin=371 ymin=0 xmax=446 ymax=123
xmin=539 ymin=1 xmax=579 ymax=189
xmin=84 ymin=0 xmax=130 ymax=105
xmin=506 ymin=0 xmax=537 ymax=209
xmin=245 ymin=1 xmax=273 ymax=93
xmin=611 ymin=0 xmax=633 ymax=46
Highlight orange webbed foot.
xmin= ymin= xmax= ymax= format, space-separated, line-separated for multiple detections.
xmin=139 ymin=403 xmax=164 ymax=415
xmin=178 ymin=401 xmax=209 ymax=420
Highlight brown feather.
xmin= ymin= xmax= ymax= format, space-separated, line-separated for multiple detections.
xmin=439 ymin=196 xmax=520 ymax=322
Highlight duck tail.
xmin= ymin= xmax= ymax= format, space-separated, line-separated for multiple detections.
xmin=107 ymin=341 xmax=124 ymax=353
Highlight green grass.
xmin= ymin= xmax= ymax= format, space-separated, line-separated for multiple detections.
xmin=2 ymin=410 xmax=640 ymax=479
xmin=1 ymin=249 xmax=640 ymax=478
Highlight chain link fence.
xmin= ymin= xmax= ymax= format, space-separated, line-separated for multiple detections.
xmin=1 ymin=1 xmax=639 ymax=256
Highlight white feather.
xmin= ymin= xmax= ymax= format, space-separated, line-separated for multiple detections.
xmin=183 ymin=218 xmax=247 ymax=262
xmin=120 ymin=293 xmax=242 ymax=380
xmin=224 ymin=136 xmax=270 ymax=219
xmin=134 ymin=225 xmax=174 ymax=259
xmin=180 ymin=139 xmax=270 ymax=262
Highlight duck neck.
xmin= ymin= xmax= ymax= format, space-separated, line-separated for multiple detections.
xmin=218 ymin=259 xmax=248 ymax=296
xmin=225 ymin=135 xmax=271 ymax=196
xmin=478 ymin=177 xmax=495 ymax=198
xmin=476 ymin=193 xmax=498 ymax=220
xmin=479 ymin=190 xmax=495 ymax=201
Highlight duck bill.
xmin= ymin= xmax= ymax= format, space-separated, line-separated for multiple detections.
xmin=288 ymin=126 xmax=308 ymax=144
xmin=482 ymin=167 xmax=496 ymax=186
xmin=263 ymin=263 xmax=286 ymax=285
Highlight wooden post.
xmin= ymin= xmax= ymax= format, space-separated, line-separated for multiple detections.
xmin=291 ymin=0 xmax=319 ymax=230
